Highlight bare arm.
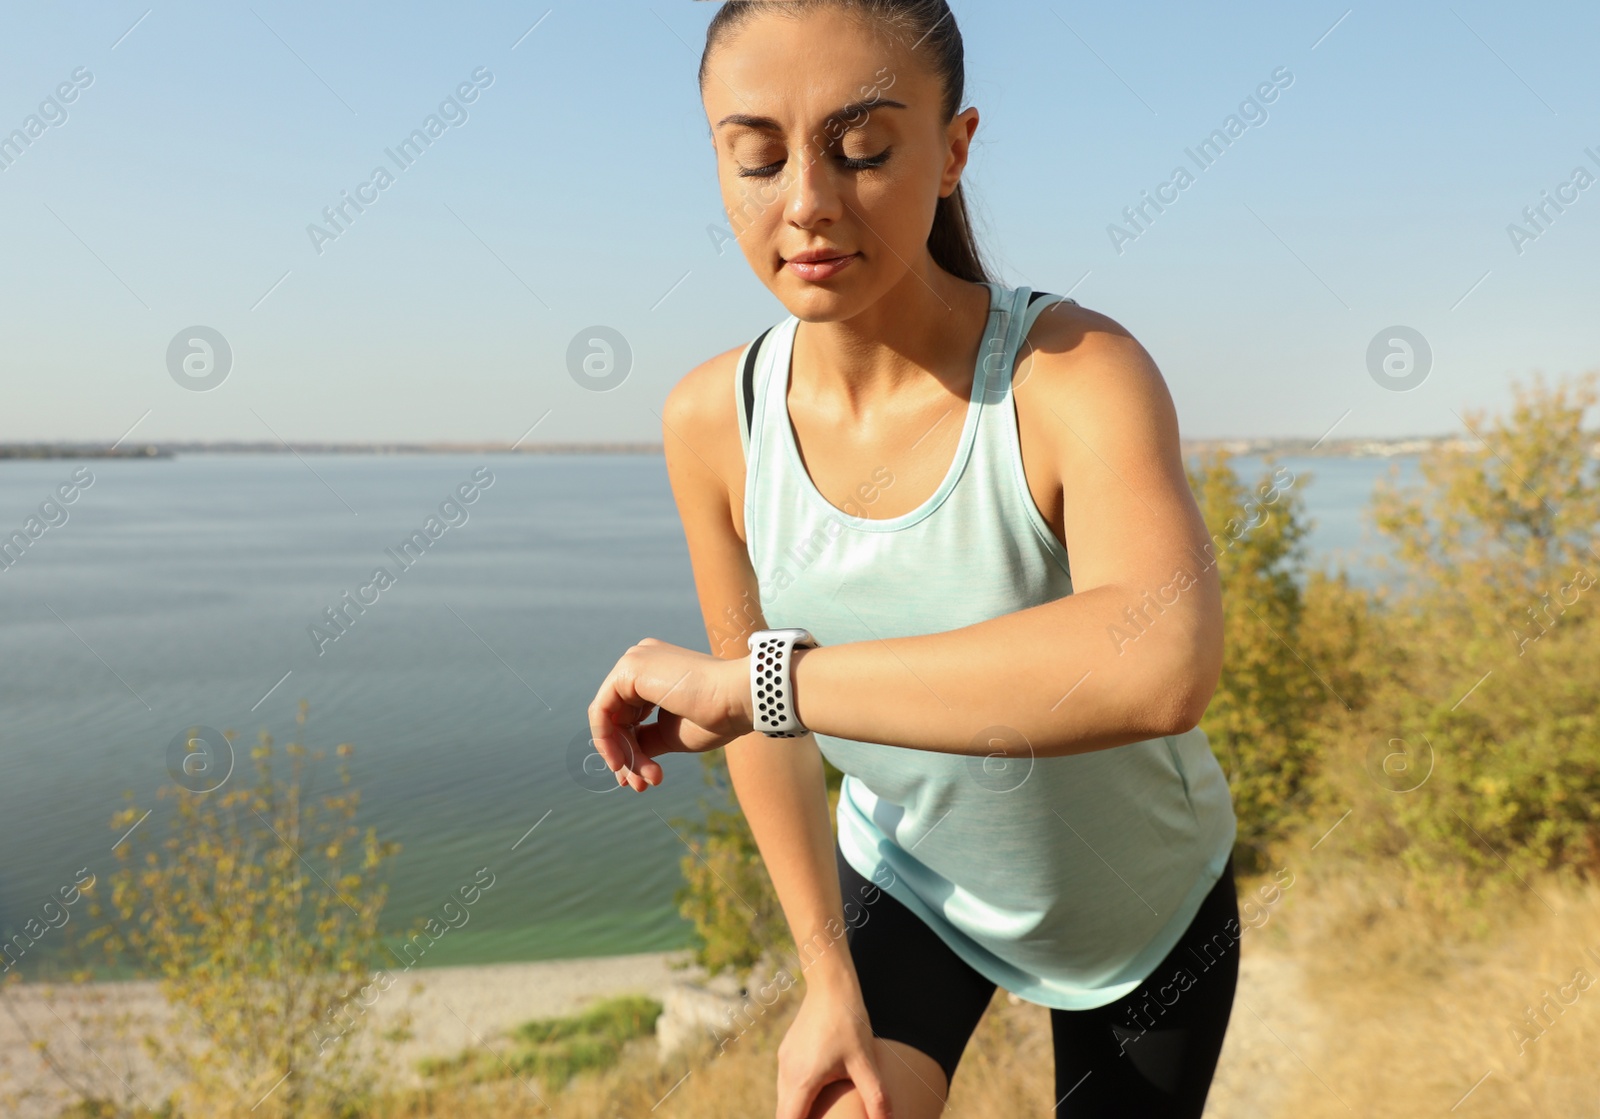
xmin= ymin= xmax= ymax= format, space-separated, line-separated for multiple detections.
xmin=660 ymin=349 xmax=863 ymax=1002
xmin=658 ymin=348 xmax=893 ymax=1119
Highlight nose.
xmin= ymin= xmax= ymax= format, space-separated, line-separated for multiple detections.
xmin=782 ymin=138 xmax=844 ymax=229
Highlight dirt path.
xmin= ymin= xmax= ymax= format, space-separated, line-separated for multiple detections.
xmin=1205 ymin=949 xmax=1327 ymax=1118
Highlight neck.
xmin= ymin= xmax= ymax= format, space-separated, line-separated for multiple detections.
xmin=791 ymin=268 xmax=993 ymax=415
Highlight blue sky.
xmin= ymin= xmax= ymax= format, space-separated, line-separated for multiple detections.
xmin=2 ymin=0 xmax=1596 ymax=444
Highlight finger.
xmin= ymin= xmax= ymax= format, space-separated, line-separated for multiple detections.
xmin=588 ymin=674 xmax=647 ymax=772
xmin=588 ymin=716 xmax=633 ymax=773
xmin=846 ymin=1056 xmax=895 ymax=1119
xmin=638 ymin=710 xmax=733 ymax=758
xmin=606 ymin=715 xmax=673 ymax=788
xmin=590 ymin=715 xmax=638 ymax=776
xmin=588 ymin=654 xmax=688 ymax=771
xmin=633 ymin=709 xmax=680 ymax=752
xmin=773 ymin=1075 xmax=824 ymax=1119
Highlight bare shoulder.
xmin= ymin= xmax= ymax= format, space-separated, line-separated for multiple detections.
xmin=1010 ymin=297 xmax=1203 ymax=589
xmin=1018 ymin=301 xmax=1170 ymax=412
xmin=1015 ymin=300 xmax=1183 ymax=466
xmin=660 ymin=341 xmax=750 ymax=528
xmin=662 ymin=341 xmax=744 ymax=442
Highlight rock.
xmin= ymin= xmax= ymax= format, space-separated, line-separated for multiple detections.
xmin=655 ymin=973 xmax=749 ymax=1061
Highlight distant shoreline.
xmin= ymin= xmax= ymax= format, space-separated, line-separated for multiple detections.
xmin=0 ymin=434 xmax=1549 ymax=460
xmin=0 ymin=442 xmax=665 ymax=460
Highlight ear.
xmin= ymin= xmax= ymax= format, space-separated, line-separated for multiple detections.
xmin=941 ymin=106 xmax=980 ymax=198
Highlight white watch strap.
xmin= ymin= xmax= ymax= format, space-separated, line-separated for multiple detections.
xmin=748 ymin=628 xmax=816 ymax=738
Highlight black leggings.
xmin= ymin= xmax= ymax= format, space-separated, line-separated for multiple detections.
xmin=835 ymin=843 xmax=1239 ymax=1118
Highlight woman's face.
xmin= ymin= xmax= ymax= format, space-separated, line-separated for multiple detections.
xmin=701 ymin=6 xmax=977 ymax=319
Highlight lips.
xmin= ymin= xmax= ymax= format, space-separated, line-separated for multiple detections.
xmin=783 ymin=249 xmax=859 ymax=281
xmin=786 ymin=248 xmax=853 ymax=264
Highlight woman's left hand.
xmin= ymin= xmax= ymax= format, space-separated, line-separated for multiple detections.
xmin=586 ymin=638 xmax=753 ymax=791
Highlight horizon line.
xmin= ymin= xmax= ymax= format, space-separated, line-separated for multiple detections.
xmin=0 ymin=432 xmax=1552 ymax=461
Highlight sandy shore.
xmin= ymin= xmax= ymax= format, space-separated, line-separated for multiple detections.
xmin=0 ymin=946 xmax=1315 ymax=1118
xmin=0 ymin=949 xmax=714 ymax=1118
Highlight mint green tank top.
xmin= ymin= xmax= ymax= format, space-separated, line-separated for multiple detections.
xmin=737 ymin=281 xmax=1237 ymax=1010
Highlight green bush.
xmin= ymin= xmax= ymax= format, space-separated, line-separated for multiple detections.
xmin=75 ymin=701 xmax=398 ymax=1119
xmin=669 ymin=752 xmax=842 ymax=982
xmin=1187 ymin=451 xmax=1345 ymax=872
xmin=1320 ymin=369 xmax=1600 ymax=887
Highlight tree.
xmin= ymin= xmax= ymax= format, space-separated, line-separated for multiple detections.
xmin=1187 ymin=451 xmax=1336 ymax=871
xmin=86 ymin=702 xmax=400 ymax=1118
xmin=1344 ymin=369 xmax=1600 ymax=882
xmin=1370 ymin=369 xmax=1600 ymax=659
xmin=670 ymin=752 xmax=845 ymax=984
xmin=673 ymin=754 xmax=793 ymax=984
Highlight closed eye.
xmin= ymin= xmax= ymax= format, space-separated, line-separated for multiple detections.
xmin=737 ymin=148 xmax=893 ymax=179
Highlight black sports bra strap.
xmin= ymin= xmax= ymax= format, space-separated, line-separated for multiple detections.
xmin=1028 ymin=290 xmax=1078 ymax=307
xmin=740 ymin=325 xmax=775 ymax=448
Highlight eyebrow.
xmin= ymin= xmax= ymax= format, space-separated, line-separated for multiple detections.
xmin=716 ymin=98 xmax=908 ymax=132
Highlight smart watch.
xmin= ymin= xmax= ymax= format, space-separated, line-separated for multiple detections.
xmin=747 ymin=628 xmax=818 ymax=738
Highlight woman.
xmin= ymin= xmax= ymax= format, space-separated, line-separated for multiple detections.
xmin=586 ymin=2 xmax=1239 ymax=1116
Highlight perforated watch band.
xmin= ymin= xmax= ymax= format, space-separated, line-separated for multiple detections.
xmin=748 ymin=628 xmax=817 ymax=738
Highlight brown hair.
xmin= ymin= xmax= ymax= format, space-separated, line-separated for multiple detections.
xmin=697 ymin=0 xmax=993 ymax=285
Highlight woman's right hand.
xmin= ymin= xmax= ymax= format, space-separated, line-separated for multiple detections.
xmin=776 ymin=983 xmax=894 ymax=1119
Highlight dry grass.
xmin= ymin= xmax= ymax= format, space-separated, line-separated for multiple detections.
xmin=941 ymin=992 xmax=1055 ymax=1117
xmin=1271 ymin=859 xmax=1600 ymax=1118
